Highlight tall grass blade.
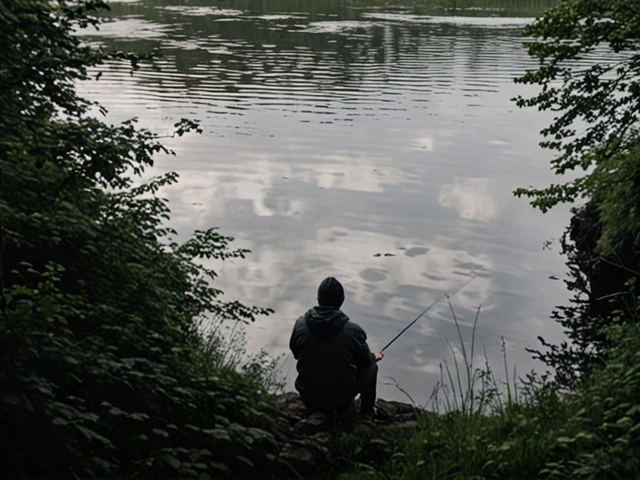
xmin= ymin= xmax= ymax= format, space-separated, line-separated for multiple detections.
xmin=445 ymin=338 xmax=466 ymax=412
xmin=447 ymin=299 xmax=471 ymax=404
xmin=502 ymin=337 xmax=513 ymax=409
xmin=444 ymin=360 xmax=459 ymax=411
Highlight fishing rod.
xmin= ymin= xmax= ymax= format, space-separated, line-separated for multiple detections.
xmin=380 ymin=273 xmax=477 ymax=353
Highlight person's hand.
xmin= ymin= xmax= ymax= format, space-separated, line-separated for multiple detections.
xmin=374 ymin=352 xmax=384 ymax=362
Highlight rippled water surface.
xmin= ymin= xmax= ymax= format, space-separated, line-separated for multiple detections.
xmin=78 ymin=0 xmax=578 ymax=403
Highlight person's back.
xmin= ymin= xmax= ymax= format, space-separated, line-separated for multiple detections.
xmin=289 ymin=277 xmax=383 ymax=414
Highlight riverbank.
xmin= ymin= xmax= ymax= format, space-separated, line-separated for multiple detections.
xmin=276 ymin=320 xmax=640 ymax=479
xmin=274 ymin=392 xmax=420 ymax=478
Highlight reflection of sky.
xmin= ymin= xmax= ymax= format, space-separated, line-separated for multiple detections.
xmin=78 ymin=4 xmax=573 ymax=405
xmin=439 ymin=178 xmax=500 ymax=222
xmin=160 ymin=6 xmax=244 ymax=16
xmin=88 ymin=18 xmax=171 ymax=38
xmin=360 ymin=13 xmax=534 ymax=26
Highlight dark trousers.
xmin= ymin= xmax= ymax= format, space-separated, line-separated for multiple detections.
xmin=300 ymin=363 xmax=379 ymax=414
xmin=355 ymin=363 xmax=378 ymax=414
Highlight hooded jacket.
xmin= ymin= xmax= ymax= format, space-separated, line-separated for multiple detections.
xmin=289 ymin=306 xmax=376 ymax=410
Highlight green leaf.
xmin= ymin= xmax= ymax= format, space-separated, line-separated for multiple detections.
xmin=129 ymin=412 xmax=150 ymax=421
xmin=165 ymin=455 xmax=180 ymax=469
xmin=2 ymin=392 xmax=21 ymax=405
xmin=75 ymin=426 xmax=111 ymax=445
xmin=204 ymin=428 xmax=231 ymax=441
xmin=235 ymin=455 xmax=254 ymax=468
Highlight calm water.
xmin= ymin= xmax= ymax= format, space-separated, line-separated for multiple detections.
xmin=78 ymin=0 xmax=577 ymax=404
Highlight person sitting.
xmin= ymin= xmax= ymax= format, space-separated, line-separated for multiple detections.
xmin=289 ymin=276 xmax=383 ymax=415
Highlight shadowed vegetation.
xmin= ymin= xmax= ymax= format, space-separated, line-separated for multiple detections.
xmin=0 ymin=0 xmax=283 ymax=477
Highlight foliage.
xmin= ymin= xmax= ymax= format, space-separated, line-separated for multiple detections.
xmin=513 ymin=0 xmax=640 ymax=213
xmin=527 ymin=205 xmax=603 ymax=389
xmin=201 ymin=318 xmax=286 ymax=395
xmin=334 ymin=296 xmax=640 ymax=480
xmin=513 ymin=0 xmax=640 ymax=388
xmin=0 ymin=0 xmax=282 ymax=477
xmin=333 ymin=306 xmax=565 ymax=480
xmin=334 ymin=321 xmax=640 ymax=480
xmin=591 ymin=140 xmax=640 ymax=253
xmin=525 ymin=142 xmax=640 ymax=387
xmin=335 ymin=364 xmax=567 ymax=480
xmin=540 ymin=320 xmax=640 ymax=480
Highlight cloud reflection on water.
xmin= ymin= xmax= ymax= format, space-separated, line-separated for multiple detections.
xmin=77 ymin=0 xmax=572 ymax=404
xmin=438 ymin=177 xmax=500 ymax=222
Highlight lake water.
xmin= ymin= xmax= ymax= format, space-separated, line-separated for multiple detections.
xmin=78 ymin=0 xmax=575 ymax=404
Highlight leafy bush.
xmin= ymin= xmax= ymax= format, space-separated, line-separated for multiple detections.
xmin=513 ymin=0 xmax=640 ymax=213
xmin=540 ymin=318 xmax=640 ymax=479
xmin=0 ymin=0 xmax=282 ymax=477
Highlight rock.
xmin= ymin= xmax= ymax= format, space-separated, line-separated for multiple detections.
xmin=311 ymin=432 xmax=332 ymax=447
xmin=276 ymin=392 xmax=310 ymax=426
xmin=280 ymin=438 xmax=330 ymax=472
xmin=293 ymin=411 xmax=329 ymax=435
xmin=376 ymin=399 xmax=419 ymax=422
xmin=273 ymin=393 xmax=426 ymax=478
xmin=280 ymin=443 xmax=313 ymax=467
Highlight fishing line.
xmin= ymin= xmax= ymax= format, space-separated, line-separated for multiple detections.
xmin=380 ymin=272 xmax=477 ymax=353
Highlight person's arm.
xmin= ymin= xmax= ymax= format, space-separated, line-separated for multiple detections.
xmin=353 ymin=325 xmax=377 ymax=369
xmin=290 ymin=321 xmax=301 ymax=360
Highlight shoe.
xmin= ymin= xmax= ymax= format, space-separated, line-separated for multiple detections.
xmin=358 ymin=407 xmax=378 ymax=422
xmin=359 ymin=406 xmax=392 ymax=423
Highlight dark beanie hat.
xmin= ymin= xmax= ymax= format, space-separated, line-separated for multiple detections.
xmin=317 ymin=277 xmax=345 ymax=307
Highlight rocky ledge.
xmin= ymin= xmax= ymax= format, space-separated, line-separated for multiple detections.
xmin=274 ymin=393 xmax=424 ymax=478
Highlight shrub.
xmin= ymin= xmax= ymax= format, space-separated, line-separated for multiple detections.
xmin=0 ymin=0 xmax=281 ymax=477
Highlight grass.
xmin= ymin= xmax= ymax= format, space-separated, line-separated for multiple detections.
xmin=333 ymin=300 xmax=575 ymax=480
xmin=200 ymin=316 xmax=286 ymax=394
xmin=316 ymin=288 xmax=640 ymax=480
